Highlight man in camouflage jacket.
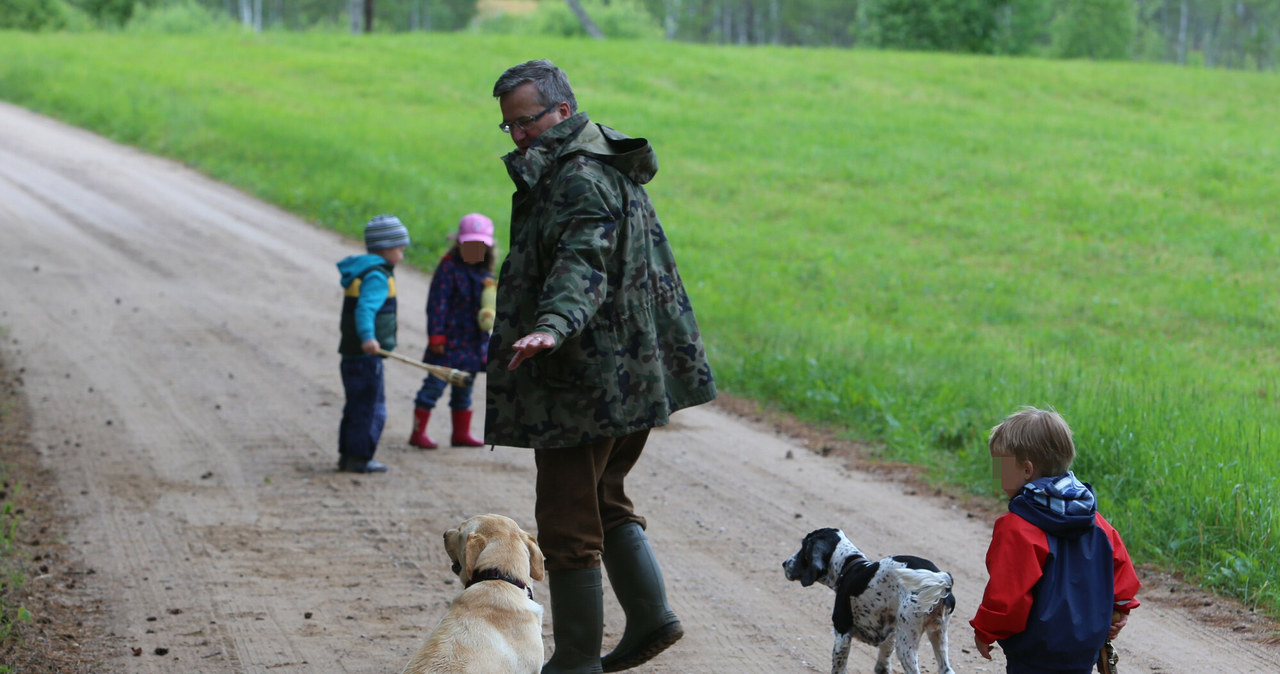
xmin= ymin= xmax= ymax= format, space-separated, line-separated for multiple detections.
xmin=488 ymin=60 xmax=716 ymax=674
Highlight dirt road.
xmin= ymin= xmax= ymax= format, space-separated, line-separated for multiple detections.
xmin=1 ymin=100 xmax=1276 ymax=673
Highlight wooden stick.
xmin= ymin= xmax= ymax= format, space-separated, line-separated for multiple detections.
xmin=1097 ymin=640 xmax=1118 ymax=673
xmin=378 ymin=349 xmax=474 ymax=387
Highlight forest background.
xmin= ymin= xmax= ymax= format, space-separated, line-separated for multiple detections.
xmin=4 ymin=0 xmax=1280 ymax=70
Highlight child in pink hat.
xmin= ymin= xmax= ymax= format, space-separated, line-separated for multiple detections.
xmin=409 ymin=213 xmax=497 ymax=448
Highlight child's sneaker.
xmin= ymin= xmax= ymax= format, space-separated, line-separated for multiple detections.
xmin=337 ymin=457 xmax=389 ymax=473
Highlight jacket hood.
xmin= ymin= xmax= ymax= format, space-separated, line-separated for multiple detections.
xmin=337 ymin=254 xmax=388 ymax=288
xmin=1008 ymin=472 xmax=1098 ymax=538
xmin=502 ymin=112 xmax=658 ymax=190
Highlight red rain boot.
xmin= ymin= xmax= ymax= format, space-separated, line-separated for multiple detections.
xmin=450 ymin=410 xmax=484 ymax=447
xmin=409 ymin=408 xmax=437 ymax=449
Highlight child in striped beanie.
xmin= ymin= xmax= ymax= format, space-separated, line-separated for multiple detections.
xmin=365 ymin=213 xmax=411 ymax=252
xmin=335 ymin=214 xmax=411 ymax=473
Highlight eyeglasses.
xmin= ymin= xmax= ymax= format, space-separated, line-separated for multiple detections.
xmin=499 ymin=103 xmax=559 ymax=134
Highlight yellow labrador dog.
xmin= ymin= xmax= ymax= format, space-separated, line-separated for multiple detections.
xmin=401 ymin=514 xmax=546 ymax=674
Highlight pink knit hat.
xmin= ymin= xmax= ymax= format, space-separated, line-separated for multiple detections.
xmin=454 ymin=213 xmax=494 ymax=247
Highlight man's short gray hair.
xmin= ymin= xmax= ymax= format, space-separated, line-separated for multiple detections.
xmin=493 ymin=59 xmax=578 ymax=114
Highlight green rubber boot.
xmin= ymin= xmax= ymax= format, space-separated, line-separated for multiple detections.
xmin=600 ymin=523 xmax=683 ymax=672
xmin=542 ymin=567 xmax=604 ymax=674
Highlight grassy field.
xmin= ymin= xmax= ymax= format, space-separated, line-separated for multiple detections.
xmin=1 ymin=30 xmax=1277 ymax=614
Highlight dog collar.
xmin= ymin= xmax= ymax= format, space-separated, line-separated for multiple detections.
xmin=836 ymin=553 xmax=873 ymax=583
xmin=467 ymin=568 xmax=534 ymax=600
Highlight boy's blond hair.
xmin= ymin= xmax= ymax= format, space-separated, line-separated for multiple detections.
xmin=989 ymin=406 xmax=1075 ymax=477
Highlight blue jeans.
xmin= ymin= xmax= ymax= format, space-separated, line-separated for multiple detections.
xmin=339 ymin=357 xmax=386 ymax=461
xmin=414 ymin=375 xmax=473 ymax=411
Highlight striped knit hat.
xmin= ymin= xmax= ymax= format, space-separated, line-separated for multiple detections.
xmin=365 ymin=214 xmax=410 ymax=252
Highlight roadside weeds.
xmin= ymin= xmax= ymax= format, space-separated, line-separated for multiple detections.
xmin=0 ymin=355 xmax=113 ymax=672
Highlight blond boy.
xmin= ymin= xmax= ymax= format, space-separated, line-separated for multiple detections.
xmin=972 ymin=407 xmax=1141 ymax=674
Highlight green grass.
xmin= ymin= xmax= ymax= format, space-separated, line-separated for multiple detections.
xmin=1 ymin=462 xmax=34 ymax=662
xmin=0 ymin=333 xmax=35 ymax=665
xmin=1 ymin=339 xmax=22 ymax=658
xmin=1 ymin=30 xmax=1278 ymax=615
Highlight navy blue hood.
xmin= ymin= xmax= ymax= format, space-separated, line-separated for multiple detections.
xmin=1008 ymin=472 xmax=1097 ymax=539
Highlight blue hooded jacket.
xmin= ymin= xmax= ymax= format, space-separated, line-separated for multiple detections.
xmin=1000 ymin=472 xmax=1114 ymax=669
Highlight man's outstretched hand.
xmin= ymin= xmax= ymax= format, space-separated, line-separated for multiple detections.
xmin=508 ymin=332 xmax=556 ymax=370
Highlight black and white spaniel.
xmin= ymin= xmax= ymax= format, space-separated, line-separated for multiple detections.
xmin=783 ymin=528 xmax=955 ymax=674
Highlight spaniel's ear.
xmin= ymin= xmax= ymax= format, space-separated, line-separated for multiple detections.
xmin=799 ymin=555 xmax=825 ymax=587
xmin=463 ymin=531 xmax=488 ymax=583
xmin=799 ymin=535 xmax=832 ymax=587
xmin=524 ymin=531 xmax=546 ymax=582
xmin=832 ymin=590 xmax=854 ymax=635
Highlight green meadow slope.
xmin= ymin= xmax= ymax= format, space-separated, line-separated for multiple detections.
xmin=1 ymin=31 xmax=1278 ymax=614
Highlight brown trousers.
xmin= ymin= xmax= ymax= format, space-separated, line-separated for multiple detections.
xmin=534 ymin=429 xmax=650 ymax=571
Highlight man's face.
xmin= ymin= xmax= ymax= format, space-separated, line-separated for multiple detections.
xmin=499 ymin=82 xmax=568 ymax=155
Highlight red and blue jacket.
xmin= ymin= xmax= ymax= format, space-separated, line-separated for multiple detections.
xmin=972 ymin=473 xmax=1141 ymax=669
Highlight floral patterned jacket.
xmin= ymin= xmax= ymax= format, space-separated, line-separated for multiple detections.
xmin=422 ymin=251 xmax=492 ymax=373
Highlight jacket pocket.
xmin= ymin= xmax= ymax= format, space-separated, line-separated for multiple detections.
xmin=532 ymin=330 xmax=607 ymax=388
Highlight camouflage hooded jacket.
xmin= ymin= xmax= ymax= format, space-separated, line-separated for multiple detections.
xmin=484 ymin=112 xmax=717 ymax=449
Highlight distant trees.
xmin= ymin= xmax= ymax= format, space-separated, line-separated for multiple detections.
xmin=182 ymin=0 xmax=476 ymax=32
xmin=0 ymin=0 xmax=75 ymax=29
xmin=637 ymin=0 xmax=1038 ymax=51
xmin=9 ymin=0 xmax=1276 ymax=70
xmin=80 ymin=0 xmax=146 ymax=26
xmin=1151 ymin=0 xmax=1280 ymax=69
xmin=639 ymin=0 xmax=1276 ymax=67
xmin=636 ymin=0 xmax=1110 ymax=55
xmin=1053 ymin=0 xmax=1135 ymax=59
xmin=638 ymin=0 xmax=861 ymax=46
xmin=858 ymin=0 xmax=1036 ymax=53
xmin=635 ymin=0 xmax=1277 ymax=67
xmin=564 ymin=0 xmax=604 ymax=37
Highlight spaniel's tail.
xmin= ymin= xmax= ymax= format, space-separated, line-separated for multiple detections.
xmin=894 ymin=568 xmax=954 ymax=613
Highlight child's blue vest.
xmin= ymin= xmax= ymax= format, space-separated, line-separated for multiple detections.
xmin=339 ymin=264 xmax=397 ymax=356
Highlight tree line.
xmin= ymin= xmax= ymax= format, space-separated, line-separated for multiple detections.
xmin=3 ymin=0 xmax=1277 ymax=70
xmin=641 ymin=0 xmax=1277 ymax=68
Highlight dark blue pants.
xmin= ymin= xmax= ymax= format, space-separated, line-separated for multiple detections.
xmin=339 ymin=357 xmax=386 ymax=461
xmin=413 ymin=374 xmax=473 ymax=411
xmin=1006 ymin=657 xmax=1094 ymax=674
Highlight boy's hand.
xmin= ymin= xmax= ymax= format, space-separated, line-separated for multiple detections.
xmin=429 ymin=343 xmax=444 ymax=355
xmin=362 ymin=339 xmax=381 ymax=355
xmin=1109 ymin=611 xmax=1128 ymax=639
xmin=974 ymin=634 xmax=993 ymax=660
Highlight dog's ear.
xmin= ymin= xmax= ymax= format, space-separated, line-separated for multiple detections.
xmin=799 ymin=555 xmax=824 ymax=587
xmin=799 ymin=534 xmax=832 ymax=587
xmin=832 ymin=594 xmax=853 ymax=635
xmin=443 ymin=527 xmax=463 ymax=574
xmin=463 ymin=530 xmax=488 ymax=583
xmin=524 ymin=531 xmax=546 ymax=582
